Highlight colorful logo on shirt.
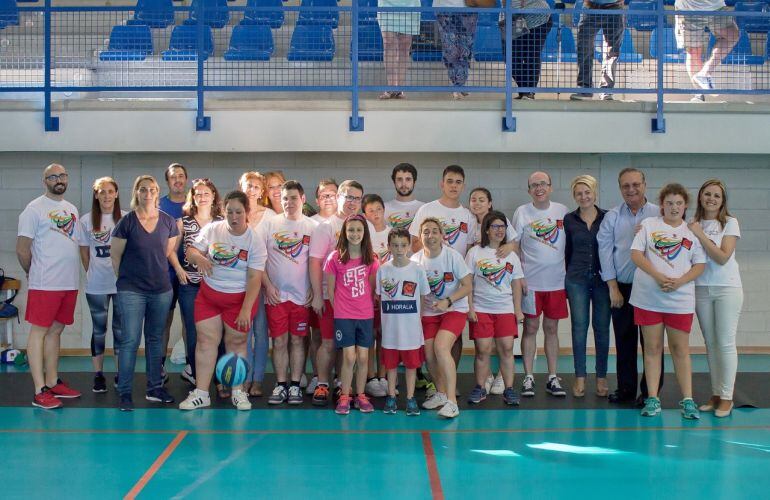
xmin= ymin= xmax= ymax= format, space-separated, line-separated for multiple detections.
xmin=273 ymin=231 xmax=306 ymax=259
xmin=530 ymin=218 xmax=562 ymax=245
xmin=428 ymin=272 xmax=446 ymax=297
xmin=388 ymin=212 xmax=414 ymax=230
xmin=402 ymin=281 xmax=417 ymax=297
xmin=48 ymin=210 xmax=76 ymax=238
xmin=210 ymin=243 xmax=241 ymax=268
xmin=651 ymin=231 xmax=692 ymax=261
xmin=381 ymin=278 xmax=399 ymax=299
xmin=375 ymin=244 xmax=391 ymax=264
xmin=478 ymin=259 xmax=511 ymax=286
xmin=440 ymin=218 xmax=468 ymax=246
xmin=92 ymin=228 xmax=111 ymax=244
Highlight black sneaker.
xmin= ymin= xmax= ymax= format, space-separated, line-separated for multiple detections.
xmin=146 ymin=387 xmax=175 ymax=404
xmin=521 ymin=375 xmax=535 ymax=397
xmin=93 ymin=373 xmax=107 ymax=393
xmin=119 ymin=393 xmax=134 ymax=411
xmin=546 ymin=376 xmax=566 ymax=397
xmin=268 ymin=384 xmax=288 ymax=405
xmin=113 ymin=375 xmax=119 ymax=389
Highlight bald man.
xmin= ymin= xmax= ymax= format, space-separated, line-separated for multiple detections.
xmin=17 ymin=164 xmax=83 ymax=409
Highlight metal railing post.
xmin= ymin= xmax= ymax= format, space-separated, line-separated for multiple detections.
xmin=502 ymin=1 xmax=515 ymax=131
xmin=350 ymin=0 xmax=364 ymax=131
xmin=44 ymin=0 xmax=58 ymax=131
xmin=652 ymin=0 xmax=665 ymax=133
xmin=196 ymin=0 xmax=211 ymax=131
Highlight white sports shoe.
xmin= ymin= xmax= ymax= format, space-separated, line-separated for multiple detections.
xmin=299 ymin=373 xmax=308 ymax=389
xmin=179 ymin=389 xmax=211 ymax=410
xmin=422 ymin=392 xmax=448 ymax=410
xmin=231 ymin=389 xmax=252 ymax=411
xmin=181 ymin=364 xmax=196 ymax=385
xmin=490 ymin=373 xmax=505 ymax=395
xmin=365 ymin=378 xmax=387 ymax=398
xmin=438 ymin=401 xmax=460 ymax=418
xmin=306 ymin=375 xmax=319 ymax=395
xmin=484 ymin=375 xmax=494 ymax=394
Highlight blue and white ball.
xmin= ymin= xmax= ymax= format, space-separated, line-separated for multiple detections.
xmin=215 ymin=353 xmax=249 ymax=388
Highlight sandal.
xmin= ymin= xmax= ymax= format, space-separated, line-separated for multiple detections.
xmin=378 ymin=91 xmax=404 ymax=100
xmin=217 ymin=384 xmax=231 ymax=399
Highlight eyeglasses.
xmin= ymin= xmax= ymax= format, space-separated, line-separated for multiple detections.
xmin=621 ymin=182 xmax=644 ymax=191
xmin=341 ymin=194 xmax=362 ymax=203
xmin=489 ymin=224 xmax=507 ymax=230
xmin=528 ymin=181 xmax=550 ymax=190
xmin=138 ymin=187 xmax=158 ymax=194
xmin=319 ymin=194 xmax=336 ymax=201
xmin=45 ymin=173 xmax=68 ymax=182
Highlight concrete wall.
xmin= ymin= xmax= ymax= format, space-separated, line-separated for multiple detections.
xmin=1 ymin=151 xmax=768 ymax=351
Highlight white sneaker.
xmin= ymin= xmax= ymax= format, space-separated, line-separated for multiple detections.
xmin=181 ymin=364 xmax=196 ymax=385
xmin=490 ymin=373 xmax=505 ymax=395
xmin=231 ymin=389 xmax=252 ymax=411
xmin=300 ymin=373 xmax=308 ymax=389
xmin=365 ymin=378 xmax=387 ymax=398
xmin=484 ymin=375 xmax=494 ymax=394
xmin=306 ymin=375 xmax=319 ymax=395
xmin=179 ymin=389 xmax=211 ymax=410
xmin=599 ymin=93 xmax=615 ymax=101
xmin=438 ymin=401 xmax=460 ymax=418
xmin=692 ymin=71 xmax=714 ymax=90
xmin=422 ymin=391 xmax=448 ymax=410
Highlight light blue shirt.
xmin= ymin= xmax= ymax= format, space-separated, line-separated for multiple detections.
xmin=597 ymin=201 xmax=659 ymax=284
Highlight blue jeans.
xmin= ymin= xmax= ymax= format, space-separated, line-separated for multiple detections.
xmin=246 ymin=294 xmax=268 ymax=382
xmin=115 ymin=290 xmax=173 ymax=396
xmin=85 ymin=293 xmax=122 ymax=358
xmin=177 ymin=283 xmax=199 ymax=377
xmin=565 ymin=275 xmax=611 ymax=378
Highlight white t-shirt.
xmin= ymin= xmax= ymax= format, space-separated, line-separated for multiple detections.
xmin=465 ymin=245 xmax=525 ymax=315
xmin=376 ymin=261 xmax=431 ymax=350
xmin=411 ymin=246 xmax=471 ymax=316
xmin=472 ymin=216 xmax=517 ymax=246
xmin=675 ymin=0 xmax=725 ymax=12
xmin=258 ymin=214 xmax=318 ymax=305
xmin=17 ymin=195 xmax=81 ymax=291
xmin=410 ymin=200 xmax=478 ymax=256
xmin=193 ymin=220 xmax=267 ymax=294
xmin=512 ymin=202 xmax=569 ymax=292
xmin=311 ymin=213 xmax=332 ymax=223
xmin=629 ymin=217 xmax=707 ymax=314
xmin=385 ymin=199 xmax=424 ymax=232
xmin=368 ymin=223 xmax=392 ymax=264
xmin=694 ymin=217 xmax=742 ymax=288
xmin=309 ymin=214 xmax=345 ymax=300
xmin=433 ymin=0 xmax=465 ymax=7
xmin=79 ymin=211 xmax=127 ymax=295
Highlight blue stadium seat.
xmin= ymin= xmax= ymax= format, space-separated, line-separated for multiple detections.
xmin=411 ymin=20 xmax=442 ymax=61
xmin=544 ymin=0 xmax=562 ymax=26
xmin=357 ymin=0 xmax=378 ymax=25
xmin=649 ymin=26 xmax=686 ymax=63
xmin=735 ymin=2 xmax=770 ymax=33
xmin=184 ymin=0 xmax=229 ymax=28
xmin=473 ymin=24 xmax=503 ymax=62
xmin=478 ymin=0 xmax=501 ymax=27
xmin=626 ymin=0 xmax=659 ymax=32
xmin=542 ymin=26 xmax=577 ymax=62
xmin=421 ymin=0 xmax=436 ymax=23
xmin=286 ymin=23 xmax=335 ymax=61
xmin=242 ymin=0 xmax=284 ymax=29
xmin=352 ymin=21 xmax=383 ymax=61
xmin=162 ymin=24 xmax=215 ymax=60
xmin=297 ymin=0 xmax=339 ymax=29
xmin=223 ymin=24 xmax=274 ymax=60
xmin=594 ymin=29 xmax=642 ymax=62
xmin=130 ymin=0 xmax=175 ymax=28
xmin=710 ymin=30 xmax=764 ymax=64
xmin=99 ymin=25 xmax=154 ymax=61
xmin=0 ymin=0 xmax=19 ymax=26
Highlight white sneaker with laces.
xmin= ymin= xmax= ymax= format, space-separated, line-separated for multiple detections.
xmin=306 ymin=375 xmax=319 ymax=395
xmin=438 ymin=401 xmax=460 ymax=418
xmin=490 ymin=373 xmax=505 ymax=395
xmin=365 ymin=378 xmax=387 ymax=398
xmin=692 ymin=72 xmax=714 ymax=90
xmin=181 ymin=364 xmax=196 ymax=385
xmin=179 ymin=389 xmax=211 ymax=410
xmin=231 ymin=389 xmax=252 ymax=411
xmin=484 ymin=375 xmax=494 ymax=394
xmin=422 ymin=391 xmax=448 ymax=410
xmin=299 ymin=373 xmax=308 ymax=389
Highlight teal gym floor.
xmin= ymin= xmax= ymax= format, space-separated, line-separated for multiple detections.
xmin=1 ymin=355 xmax=769 ymax=500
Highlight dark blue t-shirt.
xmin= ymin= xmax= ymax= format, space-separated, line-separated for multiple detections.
xmin=112 ymin=211 xmax=179 ymax=294
xmin=160 ymin=195 xmax=185 ymax=278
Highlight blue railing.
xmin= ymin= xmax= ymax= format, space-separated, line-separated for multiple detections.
xmin=2 ymin=1 xmax=770 ymax=132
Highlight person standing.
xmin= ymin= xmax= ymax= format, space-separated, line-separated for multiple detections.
xmin=378 ymin=0 xmax=420 ymax=99
xmin=570 ymin=0 xmax=624 ymax=101
xmin=264 ymin=171 xmax=287 ymax=215
xmin=434 ymin=0 xmax=478 ymax=99
xmin=689 ymin=179 xmax=742 ymax=418
xmin=502 ymin=0 xmax=553 ymax=100
xmin=597 ymin=167 xmax=663 ymax=405
xmin=563 ymin=175 xmax=610 ymax=398
xmin=384 ymin=163 xmax=424 ymax=233
xmin=16 ymin=163 xmax=82 ymax=409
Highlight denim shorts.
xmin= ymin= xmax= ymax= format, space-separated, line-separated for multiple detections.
xmin=334 ymin=318 xmax=374 ymax=349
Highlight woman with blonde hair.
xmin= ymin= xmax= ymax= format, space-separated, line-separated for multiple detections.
xmin=263 ymin=171 xmax=286 ymax=214
xmin=240 ymin=171 xmax=275 ymax=228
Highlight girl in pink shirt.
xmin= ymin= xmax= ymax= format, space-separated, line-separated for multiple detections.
xmin=323 ymin=215 xmax=379 ymax=414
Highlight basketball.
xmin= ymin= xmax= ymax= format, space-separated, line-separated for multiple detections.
xmin=215 ymin=353 xmax=249 ymax=388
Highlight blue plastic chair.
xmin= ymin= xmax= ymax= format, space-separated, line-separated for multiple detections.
xmin=0 ymin=0 xmax=19 ymax=26
xmin=473 ymin=24 xmax=503 ymax=62
xmin=478 ymin=0 xmax=501 ymax=27
xmin=242 ymin=0 xmax=284 ymax=29
xmin=224 ymin=24 xmax=274 ymax=60
xmin=130 ymin=0 xmax=175 ymax=28
xmin=162 ymin=24 xmax=215 ymax=60
xmin=649 ymin=26 xmax=685 ymax=63
xmin=594 ymin=29 xmax=642 ymax=62
xmin=357 ymin=0 xmax=378 ymax=25
xmin=542 ymin=25 xmax=577 ymax=62
xmin=286 ymin=23 xmax=335 ymax=61
xmin=99 ymin=25 xmax=154 ymax=61
xmin=297 ymin=0 xmax=339 ymax=29
xmin=184 ymin=0 xmax=230 ymax=28
xmin=352 ymin=21 xmax=383 ymax=61
xmin=421 ymin=0 xmax=436 ymax=23
xmin=735 ymin=2 xmax=770 ymax=33
xmin=626 ymin=0 xmax=659 ymax=32
xmin=709 ymin=30 xmax=764 ymax=64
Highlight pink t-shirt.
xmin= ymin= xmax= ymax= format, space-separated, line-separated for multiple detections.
xmin=323 ymin=250 xmax=380 ymax=320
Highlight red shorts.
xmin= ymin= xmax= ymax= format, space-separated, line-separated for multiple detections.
xmin=194 ymin=281 xmax=259 ymax=333
xmin=318 ymin=299 xmax=335 ymax=340
xmin=266 ymin=301 xmax=310 ymax=338
xmin=381 ymin=347 xmax=425 ymax=370
xmin=309 ymin=309 xmax=319 ymax=329
xmin=25 ymin=289 xmax=77 ymax=328
xmin=525 ymin=289 xmax=569 ymax=320
xmin=469 ymin=312 xmax=518 ymax=339
xmin=634 ymin=307 xmax=694 ymax=333
xmin=421 ymin=311 xmax=468 ymax=340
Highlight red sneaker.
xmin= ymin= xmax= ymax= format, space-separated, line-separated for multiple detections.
xmin=49 ymin=379 xmax=82 ymax=399
xmin=33 ymin=388 xmax=63 ymax=409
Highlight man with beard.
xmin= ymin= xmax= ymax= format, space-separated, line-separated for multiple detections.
xmin=384 ymin=163 xmax=424 ymax=234
xmin=17 ymin=163 xmax=82 ymax=409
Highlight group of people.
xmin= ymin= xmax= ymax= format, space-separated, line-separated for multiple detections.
xmin=377 ymin=0 xmax=738 ymax=102
xmin=16 ymin=161 xmax=742 ymax=419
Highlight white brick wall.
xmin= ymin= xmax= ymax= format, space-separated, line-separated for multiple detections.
xmin=1 ymin=152 xmax=768 ymax=350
